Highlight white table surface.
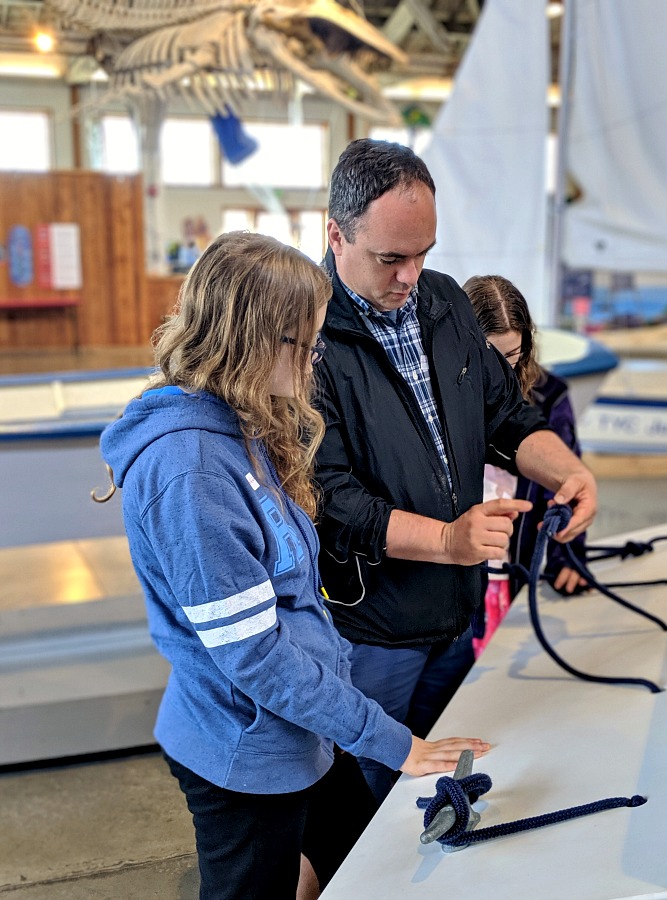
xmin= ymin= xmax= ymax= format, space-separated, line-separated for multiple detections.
xmin=322 ymin=524 xmax=667 ymax=900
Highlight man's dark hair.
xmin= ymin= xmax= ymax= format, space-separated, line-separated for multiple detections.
xmin=328 ymin=139 xmax=436 ymax=241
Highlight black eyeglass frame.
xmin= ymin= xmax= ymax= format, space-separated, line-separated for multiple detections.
xmin=503 ymin=347 xmax=524 ymax=363
xmin=280 ymin=334 xmax=326 ymax=366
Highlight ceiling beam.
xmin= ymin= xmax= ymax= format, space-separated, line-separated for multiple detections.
xmin=403 ymin=0 xmax=453 ymax=53
xmin=383 ymin=0 xmax=459 ymax=56
xmin=382 ymin=0 xmax=415 ymax=45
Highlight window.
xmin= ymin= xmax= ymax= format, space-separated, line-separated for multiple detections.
xmin=0 ymin=111 xmax=50 ymax=171
xmin=256 ymin=211 xmax=293 ymax=246
xmin=221 ymin=210 xmax=254 ymax=233
xmin=296 ymin=211 xmax=326 ymax=262
xmin=98 ymin=116 xmax=328 ymax=190
xmin=100 ymin=115 xmax=215 ymax=184
xmin=161 ymin=118 xmax=215 ymax=186
xmin=221 ymin=208 xmax=326 ymax=261
xmin=222 ymin=123 xmax=327 ymax=189
xmin=101 ymin=116 xmax=139 ymax=173
xmin=370 ymin=126 xmax=433 ymax=158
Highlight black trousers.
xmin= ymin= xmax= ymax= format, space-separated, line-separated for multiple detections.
xmin=164 ymin=750 xmax=378 ymax=900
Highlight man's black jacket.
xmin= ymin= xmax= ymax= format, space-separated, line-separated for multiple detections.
xmin=314 ymin=250 xmax=547 ymax=648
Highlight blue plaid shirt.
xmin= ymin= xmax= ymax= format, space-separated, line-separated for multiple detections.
xmin=341 ymin=282 xmax=452 ymax=488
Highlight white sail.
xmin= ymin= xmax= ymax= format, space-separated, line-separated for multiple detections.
xmin=421 ymin=0 xmax=550 ymax=323
xmin=563 ymin=0 xmax=667 ymax=273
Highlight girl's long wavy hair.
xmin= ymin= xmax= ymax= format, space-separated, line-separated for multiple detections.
xmin=96 ymin=232 xmax=331 ymax=519
xmin=463 ymin=274 xmax=543 ymax=401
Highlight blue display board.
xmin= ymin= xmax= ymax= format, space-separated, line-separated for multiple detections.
xmin=8 ymin=225 xmax=34 ymax=286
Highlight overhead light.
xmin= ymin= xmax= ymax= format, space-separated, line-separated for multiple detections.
xmin=0 ymin=52 xmax=65 ymax=78
xmin=34 ymin=31 xmax=55 ymax=53
xmin=383 ymin=77 xmax=454 ymax=103
xmin=546 ymin=2 xmax=564 ymax=18
xmin=547 ymin=83 xmax=561 ymax=107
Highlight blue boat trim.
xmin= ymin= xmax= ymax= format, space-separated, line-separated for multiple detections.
xmin=594 ymin=396 xmax=667 ymax=410
xmin=0 ymin=367 xmax=154 ymax=388
xmin=550 ymin=341 xmax=618 ymax=379
xmin=580 ymin=441 xmax=667 ymax=455
xmin=0 ymin=421 xmax=110 ymax=441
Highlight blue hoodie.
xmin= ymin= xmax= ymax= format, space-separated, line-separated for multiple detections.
xmin=101 ymin=387 xmax=411 ymax=793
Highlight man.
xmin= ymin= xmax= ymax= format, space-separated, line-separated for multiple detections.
xmin=315 ymin=139 xmax=596 ymax=801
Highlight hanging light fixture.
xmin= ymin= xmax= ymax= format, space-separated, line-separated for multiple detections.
xmin=34 ymin=31 xmax=55 ymax=53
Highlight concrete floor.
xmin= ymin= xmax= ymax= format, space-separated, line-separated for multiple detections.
xmin=1 ymin=472 xmax=666 ymax=898
xmin=1 ymin=753 xmax=198 ymax=898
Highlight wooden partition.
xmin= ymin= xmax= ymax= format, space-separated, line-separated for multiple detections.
xmin=0 ymin=171 xmax=150 ymax=350
xmin=145 ymin=274 xmax=185 ymax=337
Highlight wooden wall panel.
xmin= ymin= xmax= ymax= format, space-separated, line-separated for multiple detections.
xmin=110 ymin=177 xmax=137 ymax=343
xmin=76 ymin=173 xmax=114 ymax=346
xmin=145 ymin=275 xmax=184 ymax=338
xmin=132 ymin=175 xmax=150 ymax=343
xmin=0 ymin=171 xmax=150 ymax=350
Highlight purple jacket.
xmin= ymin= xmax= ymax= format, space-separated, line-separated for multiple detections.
xmin=510 ymin=369 xmax=587 ymax=594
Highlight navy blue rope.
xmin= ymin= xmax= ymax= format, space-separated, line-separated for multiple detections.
xmin=586 ymin=535 xmax=667 ymax=564
xmin=418 ymin=773 xmax=492 ymax=833
xmin=561 ymin=540 xmax=667 ymax=631
xmin=528 ymin=505 xmax=663 ymax=693
xmin=584 ymin=535 xmax=666 ymax=587
xmin=417 ymin=775 xmax=646 ymax=850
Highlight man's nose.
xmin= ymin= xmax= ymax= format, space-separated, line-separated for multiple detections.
xmin=396 ymin=258 xmax=420 ymax=287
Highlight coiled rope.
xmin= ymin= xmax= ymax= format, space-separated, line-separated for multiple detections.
xmin=417 ymin=772 xmax=646 ymax=851
xmin=527 ymin=504 xmax=664 ymax=694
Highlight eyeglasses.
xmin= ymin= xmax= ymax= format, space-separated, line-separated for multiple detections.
xmin=503 ymin=348 xmax=524 ymax=363
xmin=280 ymin=333 xmax=326 ymax=366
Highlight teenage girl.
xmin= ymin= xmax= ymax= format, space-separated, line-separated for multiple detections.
xmin=464 ymin=274 xmax=587 ymax=656
xmin=96 ymin=232 xmax=490 ymax=899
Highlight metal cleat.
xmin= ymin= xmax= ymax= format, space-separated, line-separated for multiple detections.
xmin=419 ymin=749 xmax=481 ymax=848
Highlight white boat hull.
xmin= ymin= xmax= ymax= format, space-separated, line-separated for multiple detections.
xmin=578 ymin=359 xmax=667 ymax=454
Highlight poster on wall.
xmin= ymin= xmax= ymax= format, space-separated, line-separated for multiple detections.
xmin=49 ymin=223 xmax=82 ymax=290
xmin=8 ymin=225 xmax=34 ymax=286
xmin=35 ymin=223 xmax=53 ymax=289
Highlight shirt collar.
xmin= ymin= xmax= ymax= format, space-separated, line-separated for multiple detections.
xmin=340 ymin=280 xmax=419 ymax=324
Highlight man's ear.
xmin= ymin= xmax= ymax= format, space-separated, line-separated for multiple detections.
xmin=327 ymin=218 xmax=345 ymax=256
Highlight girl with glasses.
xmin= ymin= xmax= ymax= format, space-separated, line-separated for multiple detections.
xmin=464 ymin=274 xmax=588 ymax=658
xmin=96 ymin=231 xmax=489 ymax=900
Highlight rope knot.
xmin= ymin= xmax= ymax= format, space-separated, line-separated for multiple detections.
xmin=620 ymin=541 xmax=653 ymax=559
xmin=417 ymin=772 xmax=492 ymax=845
xmin=542 ymin=503 xmax=573 ymax=537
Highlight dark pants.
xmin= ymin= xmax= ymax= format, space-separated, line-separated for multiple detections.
xmin=164 ymin=749 xmax=377 ymax=900
xmin=349 ymin=627 xmax=475 ymax=802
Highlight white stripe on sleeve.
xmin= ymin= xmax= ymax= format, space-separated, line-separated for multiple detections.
xmin=198 ymin=606 xmax=277 ymax=648
xmin=183 ymin=579 xmax=275 ymax=624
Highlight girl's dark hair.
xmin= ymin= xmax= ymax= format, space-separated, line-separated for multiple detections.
xmin=463 ymin=274 xmax=542 ymax=400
